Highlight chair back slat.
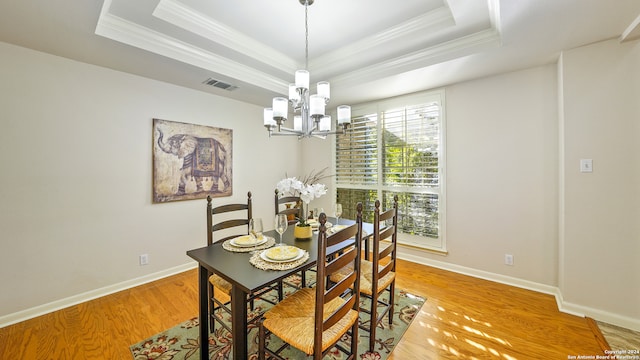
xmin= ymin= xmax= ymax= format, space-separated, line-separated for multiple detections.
xmin=378 ymin=208 xmax=396 ymax=222
xmin=323 ymin=295 xmax=356 ymax=330
xmin=325 ymin=271 xmax=357 ymax=300
xmin=212 ymin=203 xmax=248 ymax=214
xmin=379 ymin=226 xmax=395 ymax=242
xmin=378 ymin=261 xmax=394 ymax=280
xmin=326 ymin=248 xmax=356 ymax=274
xmin=313 ymin=204 xmax=362 ymax=357
xmin=326 ymin=226 xmax=358 ymax=248
xmin=211 ymin=219 xmax=250 ymax=232
xmin=379 ymin=239 xmax=394 ymax=259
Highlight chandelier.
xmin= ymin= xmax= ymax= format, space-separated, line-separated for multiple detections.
xmin=263 ymin=0 xmax=351 ymax=139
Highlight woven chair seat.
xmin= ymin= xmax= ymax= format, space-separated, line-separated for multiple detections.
xmin=262 ymin=287 xmax=359 ymax=355
xmin=331 ymin=259 xmax=396 ymax=296
xmin=209 ymin=274 xmax=232 ymax=295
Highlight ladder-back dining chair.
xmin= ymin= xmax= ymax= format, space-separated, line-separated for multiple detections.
xmin=360 ymin=196 xmax=398 ymax=352
xmin=275 ymin=188 xmax=314 ymax=288
xmin=206 ymin=193 xmax=282 ymax=334
xmin=331 ymin=195 xmax=398 ymax=352
xmin=258 ymin=205 xmax=363 ymax=360
xmin=274 ymin=189 xmax=302 ymax=225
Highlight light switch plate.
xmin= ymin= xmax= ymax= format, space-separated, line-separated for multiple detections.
xmin=580 ymin=159 xmax=593 ymax=173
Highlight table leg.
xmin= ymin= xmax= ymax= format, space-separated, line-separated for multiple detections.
xmin=231 ymin=284 xmax=248 ymax=360
xmin=198 ymin=265 xmax=209 ymax=360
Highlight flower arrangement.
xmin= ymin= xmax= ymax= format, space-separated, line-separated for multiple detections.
xmin=276 ymin=168 xmax=330 ymax=227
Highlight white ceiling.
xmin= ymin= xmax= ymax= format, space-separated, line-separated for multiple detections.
xmin=1 ymin=0 xmax=639 ymax=107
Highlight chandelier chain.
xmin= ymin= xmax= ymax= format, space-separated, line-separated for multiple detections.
xmin=304 ymin=2 xmax=309 ymax=70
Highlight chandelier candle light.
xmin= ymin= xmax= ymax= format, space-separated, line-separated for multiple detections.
xmin=263 ymin=0 xmax=351 ymax=139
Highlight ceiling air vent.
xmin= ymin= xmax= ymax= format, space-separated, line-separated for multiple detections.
xmin=202 ymin=78 xmax=238 ymax=91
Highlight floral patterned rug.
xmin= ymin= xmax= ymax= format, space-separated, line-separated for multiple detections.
xmin=130 ymin=277 xmax=425 ymax=360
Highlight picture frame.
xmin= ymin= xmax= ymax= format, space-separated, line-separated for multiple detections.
xmin=153 ymin=118 xmax=232 ymax=203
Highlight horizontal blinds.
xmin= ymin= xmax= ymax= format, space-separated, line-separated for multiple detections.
xmin=336 ymin=188 xmax=377 ymax=224
xmin=383 ymin=190 xmax=439 ymax=238
xmin=382 ymin=103 xmax=440 ymax=187
xmin=335 ymin=113 xmax=378 ymax=185
xmin=335 ymin=94 xmax=443 ymax=241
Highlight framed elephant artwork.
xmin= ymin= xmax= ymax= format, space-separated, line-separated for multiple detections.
xmin=153 ymin=118 xmax=232 ymax=203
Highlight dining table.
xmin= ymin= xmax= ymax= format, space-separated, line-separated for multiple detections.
xmin=186 ymin=217 xmax=371 ymax=360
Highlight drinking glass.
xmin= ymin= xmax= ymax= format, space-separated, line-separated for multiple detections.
xmin=275 ymin=214 xmax=288 ymax=246
xmin=313 ymin=207 xmax=324 ymax=221
xmin=334 ymin=203 xmax=343 ymax=225
xmin=249 ymin=218 xmax=263 ymax=254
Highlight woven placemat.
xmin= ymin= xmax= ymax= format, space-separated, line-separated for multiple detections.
xmin=222 ymin=237 xmax=275 ymax=253
xmin=313 ymin=226 xmax=369 ymax=238
xmin=249 ymin=249 xmax=309 ymax=271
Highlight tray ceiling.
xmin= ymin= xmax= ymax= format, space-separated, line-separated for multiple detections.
xmin=0 ymin=0 xmax=639 ymax=106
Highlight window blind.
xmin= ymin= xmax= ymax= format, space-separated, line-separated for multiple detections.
xmin=335 ymin=113 xmax=378 ymax=185
xmin=335 ymin=91 xmax=445 ymax=251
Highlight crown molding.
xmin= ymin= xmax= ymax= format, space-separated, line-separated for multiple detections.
xmin=330 ymin=27 xmax=502 ymax=87
xmin=309 ymin=6 xmax=455 ymax=75
xmin=95 ymin=1 xmax=287 ymax=94
xmin=95 ymin=0 xmax=502 ymax=96
xmin=620 ymin=13 xmax=640 ymax=43
xmin=327 ymin=0 xmax=503 ymax=86
xmin=153 ymin=0 xmax=299 ymax=73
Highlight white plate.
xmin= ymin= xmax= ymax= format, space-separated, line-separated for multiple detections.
xmin=306 ymin=220 xmax=332 ymax=229
xmin=329 ymin=224 xmax=348 ymax=233
xmin=230 ymin=235 xmax=268 ymax=248
xmin=260 ymin=247 xmax=305 ymax=263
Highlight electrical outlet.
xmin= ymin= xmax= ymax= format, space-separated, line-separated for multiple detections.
xmin=139 ymin=253 xmax=149 ymax=266
xmin=505 ymin=254 xmax=514 ymax=266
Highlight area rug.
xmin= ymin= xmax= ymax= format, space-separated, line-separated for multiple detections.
xmin=130 ymin=279 xmax=425 ymax=360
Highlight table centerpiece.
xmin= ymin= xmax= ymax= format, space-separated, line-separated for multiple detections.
xmin=276 ymin=168 xmax=329 ymax=239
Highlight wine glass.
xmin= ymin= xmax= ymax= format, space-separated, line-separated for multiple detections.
xmin=334 ymin=203 xmax=343 ymax=225
xmin=314 ymin=207 xmax=324 ymax=222
xmin=249 ymin=218 xmax=263 ymax=254
xmin=275 ymin=214 xmax=288 ymax=247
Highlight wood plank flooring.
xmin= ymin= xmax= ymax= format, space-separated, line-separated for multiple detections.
xmin=0 ymin=260 xmax=605 ymax=359
xmin=390 ymin=261 xmax=604 ymax=359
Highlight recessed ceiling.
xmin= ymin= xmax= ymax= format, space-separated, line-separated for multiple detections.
xmin=0 ymin=0 xmax=639 ymax=107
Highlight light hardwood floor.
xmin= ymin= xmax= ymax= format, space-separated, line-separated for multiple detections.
xmin=0 ymin=259 xmax=605 ymax=359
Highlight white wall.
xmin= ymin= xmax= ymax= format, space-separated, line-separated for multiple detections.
xmin=441 ymin=65 xmax=560 ymax=285
xmin=559 ymin=38 xmax=640 ymax=328
xmin=311 ymin=66 xmax=560 ymax=286
xmin=303 ymin=53 xmax=640 ymax=330
xmin=0 ymin=42 xmax=299 ymax=323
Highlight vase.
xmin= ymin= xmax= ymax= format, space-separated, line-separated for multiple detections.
xmin=294 ymin=224 xmax=313 ymax=239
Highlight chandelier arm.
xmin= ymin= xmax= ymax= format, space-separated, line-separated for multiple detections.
xmin=273 ymin=126 xmax=305 ymax=135
xmin=271 ymin=133 xmax=302 ymax=138
xmin=314 ymin=124 xmax=350 ymax=136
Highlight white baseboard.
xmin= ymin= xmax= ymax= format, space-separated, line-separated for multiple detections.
xmin=4 ymin=255 xmax=639 ymax=333
xmin=0 ymin=262 xmax=197 ymax=329
xmin=559 ymin=297 xmax=640 ymax=332
xmin=398 ymin=250 xmax=640 ymax=332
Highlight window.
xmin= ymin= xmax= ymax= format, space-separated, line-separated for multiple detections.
xmin=335 ymin=91 xmax=446 ymax=251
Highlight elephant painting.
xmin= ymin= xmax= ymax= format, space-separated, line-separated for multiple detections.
xmin=153 ymin=119 xmax=232 ymax=203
